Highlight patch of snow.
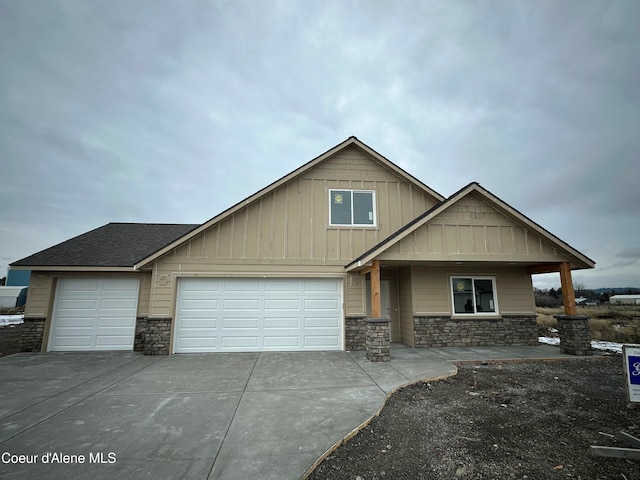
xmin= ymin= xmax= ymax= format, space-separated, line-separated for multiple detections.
xmin=0 ymin=315 xmax=24 ymax=326
xmin=590 ymin=341 xmax=623 ymax=354
xmin=538 ymin=336 xmax=624 ymax=354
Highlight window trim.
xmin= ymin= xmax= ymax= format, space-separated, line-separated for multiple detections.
xmin=328 ymin=189 xmax=377 ymax=227
xmin=449 ymin=276 xmax=499 ymax=316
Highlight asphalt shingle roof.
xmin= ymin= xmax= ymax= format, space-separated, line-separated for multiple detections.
xmin=10 ymin=223 xmax=199 ymax=268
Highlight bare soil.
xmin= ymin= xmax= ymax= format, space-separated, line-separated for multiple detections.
xmin=308 ymin=356 xmax=640 ymax=480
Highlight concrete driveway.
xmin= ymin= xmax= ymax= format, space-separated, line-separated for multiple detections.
xmin=0 ymin=345 xmax=569 ymax=479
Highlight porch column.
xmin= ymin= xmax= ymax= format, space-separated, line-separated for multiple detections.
xmin=559 ymin=262 xmax=576 ymax=315
xmin=370 ymin=259 xmax=381 ymax=318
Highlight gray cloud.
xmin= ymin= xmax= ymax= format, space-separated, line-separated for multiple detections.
xmin=1 ymin=0 xmax=639 ymax=288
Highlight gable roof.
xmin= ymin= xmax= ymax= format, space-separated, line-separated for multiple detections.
xmin=345 ymin=182 xmax=596 ymax=271
xmin=10 ymin=223 xmax=199 ymax=269
xmin=134 ymin=136 xmax=445 ymax=269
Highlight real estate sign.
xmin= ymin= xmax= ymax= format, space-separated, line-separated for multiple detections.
xmin=623 ymin=345 xmax=640 ymax=403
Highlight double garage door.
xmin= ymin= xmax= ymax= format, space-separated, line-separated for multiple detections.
xmin=174 ymin=278 xmax=343 ymax=353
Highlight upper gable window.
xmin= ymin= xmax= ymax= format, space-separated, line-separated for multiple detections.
xmin=329 ymin=190 xmax=376 ymax=227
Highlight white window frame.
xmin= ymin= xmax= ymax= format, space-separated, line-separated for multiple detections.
xmin=450 ymin=276 xmax=499 ymax=316
xmin=328 ymin=189 xmax=377 ymax=227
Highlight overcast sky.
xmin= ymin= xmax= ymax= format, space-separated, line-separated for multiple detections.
xmin=1 ymin=0 xmax=639 ymax=289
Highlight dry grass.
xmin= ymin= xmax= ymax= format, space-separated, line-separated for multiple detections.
xmin=536 ymin=305 xmax=640 ymax=343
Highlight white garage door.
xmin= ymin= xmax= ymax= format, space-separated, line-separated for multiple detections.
xmin=174 ymin=278 xmax=343 ymax=353
xmin=49 ymin=278 xmax=139 ymax=351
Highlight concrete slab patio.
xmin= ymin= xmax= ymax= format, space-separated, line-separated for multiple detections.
xmin=0 ymin=344 xmax=580 ymax=479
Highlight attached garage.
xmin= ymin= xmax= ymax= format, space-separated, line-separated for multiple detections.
xmin=49 ymin=278 xmax=139 ymax=351
xmin=174 ymin=278 xmax=343 ymax=353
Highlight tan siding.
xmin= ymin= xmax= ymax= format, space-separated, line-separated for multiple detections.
xmin=409 ymin=265 xmax=535 ymax=315
xmin=345 ymin=273 xmax=365 ymax=316
xmin=137 ymin=272 xmax=152 ymax=316
xmin=379 ymin=192 xmax=574 ymax=264
xmin=398 ymin=267 xmax=414 ymax=346
xmin=149 ymin=144 xmax=442 ymax=317
xmin=24 ymin=273 xmax=55 ymax=317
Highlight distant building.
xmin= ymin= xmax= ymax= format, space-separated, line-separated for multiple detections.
xmin=6 ymin=269 xmax=30 ymax=287
xmin=610 ymin=294 xmax=640 ymax=305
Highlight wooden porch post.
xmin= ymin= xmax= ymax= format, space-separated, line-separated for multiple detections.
xmin=559 ymin=261 xmax=577 ymax=315
xmin=370 ymin=260 xmax=381 ymax=318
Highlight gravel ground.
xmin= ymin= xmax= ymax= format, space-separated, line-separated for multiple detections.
xmin=308 ymin=356 xmax=640 ymax=480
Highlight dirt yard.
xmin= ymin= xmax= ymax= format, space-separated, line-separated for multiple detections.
xmin=308 ymin=356 xmax=640 ymax=480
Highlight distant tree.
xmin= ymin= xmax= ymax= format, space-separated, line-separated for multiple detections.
xmin=574 ymin=282 xmax=586 ymax=297
xmin=549 ymin=287 xmax=558 ymax=298
xmin=599 ymin=292 xmax=610 ymax=304
xmin=0 ymin=276 xmax=5 ymax=286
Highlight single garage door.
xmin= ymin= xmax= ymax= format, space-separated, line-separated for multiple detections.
xmin=49 ymin=278 xmax=139 ymax=351
xmin=174 ymin=278 xmax=343 ymax=353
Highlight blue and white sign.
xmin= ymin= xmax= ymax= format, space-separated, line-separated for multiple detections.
xmin=623 ymin=345 xmax=640 ymax=403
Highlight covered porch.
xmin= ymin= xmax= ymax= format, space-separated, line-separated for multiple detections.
xmin=346 ymin=258 xmax=591 ymax=361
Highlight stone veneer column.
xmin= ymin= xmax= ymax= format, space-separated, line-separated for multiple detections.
xmin=21 ymin=317 xmax=46 ymax=352
xmin=365 ymin=318 xmax=390 ymax=362
xmin=555 ymin=315 xmax=591 ymax=356
xmin=345 ymin=317 xmax=367 ymax=351
xmin=144 ymin=317 xmax=172 ymax=355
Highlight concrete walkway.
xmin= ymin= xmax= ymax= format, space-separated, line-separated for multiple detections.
xmin=0 ymin=344 xmax=578 ymax=479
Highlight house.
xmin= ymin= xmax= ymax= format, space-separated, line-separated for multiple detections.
xmin=10 ymin=137 xmax=595 ymax=356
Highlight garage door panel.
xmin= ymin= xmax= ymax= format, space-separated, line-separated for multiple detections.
xmin=61 ymin=280 xmax=100 ymax=292
xmin=50 ymin=278 xmax=139 ymax=351
xmin=53 ymin=336 xmax=93 ymax=348
xmin=180 ymin=318 xmax=218 ymax=329
xmin=55 ymin=317 xmax=94 ymax=328
xmin=304 ymin=317 xmax=340 ymax=328
xmin=95 ymin=335 xmax=133 ymax=347
xmin=101 ymin=279 xmax=139 ymax=291
xmin=264 ymin=317 xmax=299 ymax=329
xmin=224 ymin=281 xmax=260 ymax=292
xmin=223 ymin=299 xmax=260 ymax=310
xmin=304 ymin=336 xmax=339 ymax=347
xmin=99 ymin=298 xmax=138 ymax=310
xmin=181 ymin=299 xmax=219 ymax=310
xmin=221 ymin=336 xmax=259 ymax=349
xmin=178 ymin=337 xmax=218 ymax=349
xmin=222 ymin=318 xmax=259 ymax=329
xmin=96 ymin=317 xmax=135 ymax=328
xmin=58 ymin=299 xmax=98 ymax=310
xmin=304 ymin=280 xmax=339 ymax=293
xmin=175 ymin=278 xmax=343 ymax=353
xmin=265 ymin=281 xmax=302 ymax=293
xmin=263 ymin=336 xmax=299 ymax=348
xmin=264 ymin=299 xmax=300 ymax=310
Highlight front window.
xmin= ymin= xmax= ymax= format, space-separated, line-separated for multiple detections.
xmin=329 ymin=190 xmax=375 ymax=226
xmin=451 ymin=277 xmax=497 ymax=315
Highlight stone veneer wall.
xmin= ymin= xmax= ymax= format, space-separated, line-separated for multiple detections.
xmin=555 ymin=315 xmax=591 ymax=356
xmin=144 ymin=317 xmax=172 ymax=355
xmin=134 ymin=317 xmax=147 ymax=353
xmin=414 ymin=314 xmax=538 ymax=347
xmin=365 ymin=318 xmax=390 ymax=362
xmin=345 ymin=316 xmax=367 ymax=351
xmin=22 ymin=317 xmax=46 ymax=352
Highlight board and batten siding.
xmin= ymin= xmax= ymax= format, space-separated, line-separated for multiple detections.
xmin=379 ymin=193 xmax=570 ymax=263
xmin=409 ymin=265 xmax=535 ymax=315
xmin=149 ymin=146 xmax=439 ymax=317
